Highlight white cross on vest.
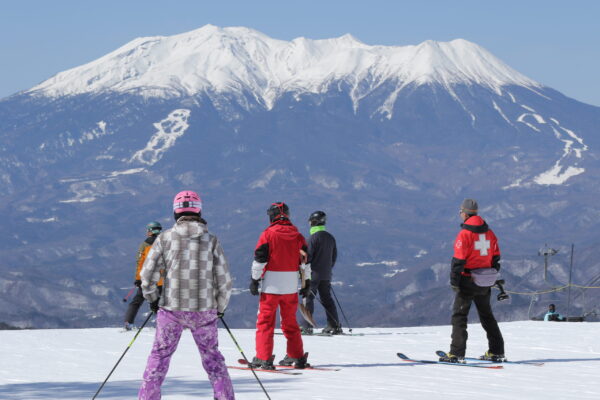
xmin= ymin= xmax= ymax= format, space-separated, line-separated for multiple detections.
xmin=474 ymin=234 xmax=490 ymax=256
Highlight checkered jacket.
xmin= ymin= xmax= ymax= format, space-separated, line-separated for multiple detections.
xmin=140 ymin=217 xmax=232 ymax=313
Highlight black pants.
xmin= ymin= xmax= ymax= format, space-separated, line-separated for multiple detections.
xmin=124 ymin=288 xmax=145 ymax=324
xmin=450 ymin=278 xmax=504 ymax=357
xmin=124 ymin=286 xmax=162 ymax=325
xmin=300 ymin=279 xmax=340 ymax=328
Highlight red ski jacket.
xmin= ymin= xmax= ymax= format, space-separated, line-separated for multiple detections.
xmin=252 ymin=219 xmax=308 ymax=294
xmin=450 ymin=216 xmax=500 ymax=286
xmin=254 ymin=220 xmax=307 ymax=272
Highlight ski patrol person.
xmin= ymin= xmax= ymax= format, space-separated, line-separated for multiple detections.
xmin=440 ymin=198 xmax=505 ymax=363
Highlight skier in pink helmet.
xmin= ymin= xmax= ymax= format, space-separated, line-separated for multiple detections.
xmin=138 ymin=190 xmax=235 ymax=400
xmin=172 ymin=190 xmax=202 ymax=213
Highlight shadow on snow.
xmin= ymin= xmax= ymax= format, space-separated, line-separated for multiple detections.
xmin=0 ymin=376 xmax=291 ymax=399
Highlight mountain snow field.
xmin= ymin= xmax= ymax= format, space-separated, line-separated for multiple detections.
xmin=1 ymin=321 xmax=599 ymax=399
xmin=26 ymin=25 xmax=540 ymax=109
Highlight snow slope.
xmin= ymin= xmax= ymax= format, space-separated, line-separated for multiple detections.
xmin=27 ymin=25 xmax=540 ymax=110
xmin=1 ymin=321 xmax=599 ymax=399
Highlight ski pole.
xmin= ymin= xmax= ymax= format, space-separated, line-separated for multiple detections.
xmin=330 ymin=286 xmax=352 ymax=333
xmin=309 ymin=288 xmax=342 ymax=330
xmin=219 ymin=316 xmax=271 ymax=400
xmin=122 ymin=286 xmax=136 ymax=302
xmin=92 ymin=311 xmax=153 ymax=399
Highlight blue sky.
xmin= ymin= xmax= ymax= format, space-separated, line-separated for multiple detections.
xmin=1 ymin=0 xmax=598 ymax=106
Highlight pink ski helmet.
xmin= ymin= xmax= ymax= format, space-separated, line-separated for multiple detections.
xmin=173 ymin=190 xmax=202 ymax=214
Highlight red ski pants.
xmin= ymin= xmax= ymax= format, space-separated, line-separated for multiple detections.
xmin=255 ymin=292 xmax=304 ymax=360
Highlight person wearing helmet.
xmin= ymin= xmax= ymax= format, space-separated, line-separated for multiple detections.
xmin=297 ymin=210 xmax=340 ymax=335
xmin=248 ymin=202 xmax=311 ymax=369
xmin=138 ymin=191 xmax=234 ymax=400
xmin=544 ymin=304 xmax=565 ymax=321
xmin=123 ymin=221 xmax=163 ymax=331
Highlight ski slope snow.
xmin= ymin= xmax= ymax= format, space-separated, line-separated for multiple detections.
xmin=1 ymin=321 xmax=599 ymax=399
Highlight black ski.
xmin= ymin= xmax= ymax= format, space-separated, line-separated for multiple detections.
xmin=466 ymin=356 xmax=544 ymax=366
xmin=436 ymin=350 xmax=544 ymax=366
xmin=397 ymin=352 xmax=503 ymax=369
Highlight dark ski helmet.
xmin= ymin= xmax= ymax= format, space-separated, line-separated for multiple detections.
xmin=267 ymin=202 xmax=289 ymax=222
xmin=146 ymin=221 xmax=162 ymax=235
xmin=308 ymin=210 xmax=327 ymax=226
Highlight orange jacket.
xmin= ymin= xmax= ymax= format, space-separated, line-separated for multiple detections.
xmin=135 ymin=235 xmax=163 ymax=286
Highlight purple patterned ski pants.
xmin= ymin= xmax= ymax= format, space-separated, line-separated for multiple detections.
xmin=138 ymin=309 xmax=235 ymax=400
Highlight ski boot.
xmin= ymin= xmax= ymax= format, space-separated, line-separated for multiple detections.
xmin=124 ymin=322 xmax=134 ymax=331
xmin=293 ymin=352 xmax=311 ymax=369
xmin=300 ymin=326 xmax=314 ymax=335
xmin=479 ymin=351 xmax=506 ymax=363
xmin=248 ymin=355 xmax=276 ymax=370
xmin=321 ymin=324 xmax=343 ymax=335
xmin=278 ymin=354 xmax=299 ymax=366
xmin=438 ymin=352 xmax=465 ymax=363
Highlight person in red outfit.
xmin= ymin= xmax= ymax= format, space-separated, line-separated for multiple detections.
xmin=248 ymin=202 xmax=311 ymax=369
xmin=439 ymin=198 xmax=505 ymax=364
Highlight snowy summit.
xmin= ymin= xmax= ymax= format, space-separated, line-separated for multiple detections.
xmin=28 ymin=25 xmax=540 ymax=109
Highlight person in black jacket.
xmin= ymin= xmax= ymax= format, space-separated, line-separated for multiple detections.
xmin=300 ymin=210 xmax=341 ymax=335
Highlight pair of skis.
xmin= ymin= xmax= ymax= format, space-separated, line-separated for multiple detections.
xmin=398 ymin=351 xmax=544 ymax=369
xmin=228 ymin=356 xmax=341 ymax=375
xmin=275 ymin=331 xmax=365 ymax=337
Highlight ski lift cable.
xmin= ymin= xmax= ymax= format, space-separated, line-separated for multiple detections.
xmin=505 ymin=283 xmax=600 ymax=296
xmin=505 ymin=285 xmax=568 ymax=295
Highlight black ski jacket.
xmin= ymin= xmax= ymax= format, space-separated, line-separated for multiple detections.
xmin=308 ymin=230 xmax=337 ymax=281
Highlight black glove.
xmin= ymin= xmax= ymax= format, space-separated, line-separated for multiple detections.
xmin=134 ymin=280 xmax=142 ymax=288
xmin=217 ymin=311 xmax=225 ymax=318
xmin=299 ymin=280 xmax=312 ymax=298
xmin=249 ymin=279 xmax=260 ymax=296
xmin=492 ymin=255 xmax=501 ymax=272
xmin=150 ymin=299 xmax=160 ymax=313
xmin=450 ymin=257 xmax=465 ymax=287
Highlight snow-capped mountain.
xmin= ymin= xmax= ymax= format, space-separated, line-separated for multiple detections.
xmin=29 ymin=25 xmax=538 ymax=110
xmin=2 ymin=25 xmax=600 ymax=329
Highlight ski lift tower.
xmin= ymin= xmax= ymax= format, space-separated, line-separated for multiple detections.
xmin=538 ymin=244 xmax=558 ymax=282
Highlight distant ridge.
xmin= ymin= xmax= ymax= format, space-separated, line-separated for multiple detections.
xmin=0 ymin=322 xmax=29 ymax=330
